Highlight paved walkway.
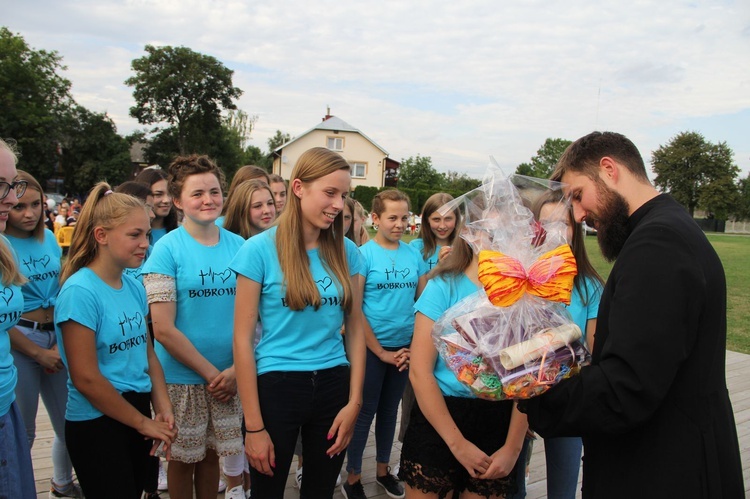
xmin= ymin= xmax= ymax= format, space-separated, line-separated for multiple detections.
xmin=31 ymin=350 xmax=750 ymax=498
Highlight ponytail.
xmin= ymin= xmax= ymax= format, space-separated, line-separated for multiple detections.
xmin=60 ymin=182 xmax=146 ymax=285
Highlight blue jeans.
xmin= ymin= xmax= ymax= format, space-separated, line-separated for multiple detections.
xmin=0 ymin=402 xmax=37 ymax=499
xmin=346 ymin=347 xmax=409 ymax=475
xmin=507 ymin=435 xmax=581 ymax=499
xmin=250 ymin=366 xmax=350 ymax=499
xmin=544 ymin=436 xmax=582 ymax=499
xmin=11 ymin=326 xmax=74 ymax=486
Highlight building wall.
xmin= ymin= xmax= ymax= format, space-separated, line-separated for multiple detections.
xmin=273 ymin=130 xmax=386 ymax=188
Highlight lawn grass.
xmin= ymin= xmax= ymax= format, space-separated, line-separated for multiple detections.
xmin=584 ymin=233 xmax=750 ymax=354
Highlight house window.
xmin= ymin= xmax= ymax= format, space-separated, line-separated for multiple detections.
xmin=327 ymin=137 xmax=344 ymax=151
xmin=351 ymin=162 xmax=366 ymax=178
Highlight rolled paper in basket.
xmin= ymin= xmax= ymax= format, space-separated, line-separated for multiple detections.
xmin=498 ymin=323 xmax=582 ymax=370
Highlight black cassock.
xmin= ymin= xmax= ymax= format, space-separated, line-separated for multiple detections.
xmin=519 ymin=194 xmax=744 ymax=499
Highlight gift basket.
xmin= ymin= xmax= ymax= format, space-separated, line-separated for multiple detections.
xmin=431 ymin=167 xmax=591 ymax=400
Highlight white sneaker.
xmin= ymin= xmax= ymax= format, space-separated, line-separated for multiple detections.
xmin=225 ymin=485 xmax=245 ymax=499
xmin=218 ymin=477 xmax=227 ymax=493
xmin=157 ymin=460 xmax=168 ymax=491
xmin=294 ymin=467 xmax=303 ymax=489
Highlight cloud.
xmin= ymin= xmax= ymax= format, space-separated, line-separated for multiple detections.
xmin=4 ymin=0 xmax=750 ymax=177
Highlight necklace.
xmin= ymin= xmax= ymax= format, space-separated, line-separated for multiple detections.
xmin=382 ymin=244 xmax=399 ymax=266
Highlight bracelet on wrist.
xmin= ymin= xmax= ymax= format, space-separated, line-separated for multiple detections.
xmin=246 ymin=426 xmax=266 ymax=434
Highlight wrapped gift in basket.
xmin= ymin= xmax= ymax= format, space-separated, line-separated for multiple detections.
xmin=431 ymin=168 xmax=591 ymax=400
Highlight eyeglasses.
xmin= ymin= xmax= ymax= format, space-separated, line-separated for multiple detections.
xmin=0 ymin=181 xmax=28 ymax=200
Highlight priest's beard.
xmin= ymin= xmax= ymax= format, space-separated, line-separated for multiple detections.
xmin=592 ymin=182 xmax=631 ymax=262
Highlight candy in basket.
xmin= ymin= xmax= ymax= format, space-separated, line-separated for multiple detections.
xmin=431 ymin=169 xmax=591 ymax=400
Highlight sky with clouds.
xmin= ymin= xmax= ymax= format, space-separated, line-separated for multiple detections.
xmin=4 ymin=0 xmax=750 ymax=179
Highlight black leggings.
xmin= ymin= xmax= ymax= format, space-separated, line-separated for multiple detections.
xmin=65 ymin=391 xmax=153 ymax=499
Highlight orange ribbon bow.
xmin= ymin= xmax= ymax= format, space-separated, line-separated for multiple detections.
xmin=478 ymin=245 xmax=578 ymax=307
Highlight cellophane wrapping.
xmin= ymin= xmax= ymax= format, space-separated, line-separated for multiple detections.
xmin=430 ymin=168 xmax=591 ymax=400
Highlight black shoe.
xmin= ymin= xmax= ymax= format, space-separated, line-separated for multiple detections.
xmin=341 ymin=479 xmax=367 ymax=499
xmin=376 ymin=468 xmax=404 ymax=499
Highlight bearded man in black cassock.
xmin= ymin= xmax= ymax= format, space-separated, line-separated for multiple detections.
xmin=518 ymin=131 xmax=744 ymax=499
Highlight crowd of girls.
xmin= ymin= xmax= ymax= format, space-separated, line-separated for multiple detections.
xmin=2 ymin=138 xmax=603 ymax=499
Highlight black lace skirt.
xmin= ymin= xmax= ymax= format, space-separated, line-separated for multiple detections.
xmin=399 ymin=396 xmax=518 ymax=499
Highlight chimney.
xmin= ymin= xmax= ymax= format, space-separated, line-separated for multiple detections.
xmin=323 ymin=105 xmax=332 ymax=121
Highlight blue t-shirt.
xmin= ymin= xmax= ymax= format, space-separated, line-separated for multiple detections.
xmin=55 ymin=268 xmax=151 ymax=421
xmin=0 ymin=243 xmax=24 ymax=417
xmin=566 ymin=276 xmax=603 ymax=344
xmin=410 ymin=238 xmax=442 ymax=271
xmin=143 ymin=226 xmax=245 ymax=384
xmin=6 ymin=229 xmax=61 ymax=312
xmin=150 ymin=227 xmax=168 ymax=246
xmin=123 ymin=245 xmax=152 ymax=284
xmin=215 ymin=216 xmax=225 ymax=228
xmin=358 ymin=240 xmax=427 ymax=347
xmin=414 ymin=273 xmax=482 ymax=398
xmin=230 ymin=226 xmax=363 ymax=375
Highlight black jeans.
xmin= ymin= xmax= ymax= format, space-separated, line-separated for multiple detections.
xmin=65 ymin=392 xmax=153 ymax=499
xmin=250 ymin=366 xmax=350 ymax=499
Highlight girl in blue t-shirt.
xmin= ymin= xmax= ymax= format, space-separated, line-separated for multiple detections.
xmin=232 ymin=147 xmax=366 ymax=498
xmin=143 ymin=155 xmax=246 ymax=499
xmin=56 ymin=182 xmax=175 ymax=499
xmin=216 ymin=165 xmax=270 ymax=229
xmin=0 ymin=140 xmax=35 ymax=499
xmin=5 ymin=170 xmax=81 ymax=498
xmin=401 ymin=233 xmax=528 ymax=499
xmin=344 ymin=189 xmax=428 ymax=498
xmin=223 ymin=179 xmax=277 ymax=239
xmin=508 ymin=191 xmax=604 ymax=499
xmin=410 ymin=192 xmax=459 ymax=271
xmin=135 ymin=168 xmax=178 ymax=245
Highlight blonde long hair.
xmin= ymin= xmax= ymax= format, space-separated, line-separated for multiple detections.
xmin=276 ymin=147 xmax=352 ymax=312
xmin=0 ymin=139 xmax=25 ymax=286
xmin=223 ymin=179 xmax=276 ymax=239
xmin=60 ymin=182 xmax=146 ymax=285
xmin=221 ymin=165 xmax=270 ymax=215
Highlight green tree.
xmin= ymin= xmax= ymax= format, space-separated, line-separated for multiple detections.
xmin=61 ymin=106 xmax=131 ymax=193
xmin=736 ymin=173 xmax=750 ymax=221
xmin=443 ymin=170 xmax=481 ymax=193
xmin=652 ymin=131 xmax=740 ymax=218
xmin=0 ymin=27 xmax=75 ymax=183
xmin=515 ymin=138 xmax=572 ymax=178
xmin=125 ymin=44 xmax=243 ymax=155
xmin=267 ymin=130 xmax=291 ymax=153
xmin=244 ymin=145 xmax=271 ymax=171
xmin=397 ymin=155 xmax=444 ymax=189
